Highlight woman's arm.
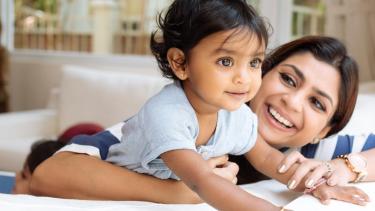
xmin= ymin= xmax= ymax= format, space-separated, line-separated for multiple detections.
xmin=320 ymin=148 xmax=375 ymax=185
xmin=30 ymin=152 xmax=239 ymax=203
xmin=30 ymin=152 xmax=201 ymax=203
xmin=244 ymin=137 xmax=302 ymax=189
xmin=245 ymin=138 xmax=370 ymax=205
xmin=280 ymin=133 xmax=375 ymax=186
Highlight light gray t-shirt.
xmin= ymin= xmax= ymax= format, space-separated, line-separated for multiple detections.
xmin=106 ymin=82 xmax=258 ymax=180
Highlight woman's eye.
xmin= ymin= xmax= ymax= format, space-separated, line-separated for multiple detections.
xmin=310 ymin=98 xmax=326 ymax=112
xmin=250 ymin=58 xmax=262 ymax=69
xmin=218 ymin=58 xmax=233 ymax=67
xmin=280 ymin=72 xmax=296 ymax=87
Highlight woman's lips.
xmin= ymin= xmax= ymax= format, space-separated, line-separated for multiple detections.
xmin=263 ymin=104 xmax=296 ymax=132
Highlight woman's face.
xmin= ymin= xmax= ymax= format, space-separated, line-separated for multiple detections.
xmin=250 ymin=52 xmax=340 ymax=148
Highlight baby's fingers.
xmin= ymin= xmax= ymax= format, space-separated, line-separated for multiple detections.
xmin=207 ymin=155 xmax=229 ymax=168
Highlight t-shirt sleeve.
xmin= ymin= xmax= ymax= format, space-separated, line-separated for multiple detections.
xmin=299 ymin=133 xmax=375 ymax=160
xmin=57 ymin=122 xmax=123 ymax=160
xmin=229 ymin=105 xmax=258 ymax=155
xmin=139 ymin=103 xmax=197 ymax=169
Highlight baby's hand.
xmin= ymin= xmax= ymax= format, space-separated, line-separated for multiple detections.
xmin=207 ymin=155 xmax=239 ymax=184
xmin=311 ymin=183 xmax=370 ymax=206
xmin=278 ymin=151 xmax=334 ymax=189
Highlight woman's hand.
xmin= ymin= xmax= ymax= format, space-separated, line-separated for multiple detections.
xmin=311 ymin=183 xmax=370 ymax=206
xmin=278 ymin=151 xmax=334 ymax=189
xmin=207 ymin=155 xmax=239 ymax=184
xmin=278 ymin=151 xmax=357 ymax=189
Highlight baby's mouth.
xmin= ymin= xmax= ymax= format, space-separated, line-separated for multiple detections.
xmin=267 ymin=106 xmax=294 ymax=129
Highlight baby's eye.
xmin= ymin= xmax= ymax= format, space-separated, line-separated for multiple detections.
xmin=249 ymin=58 xmax=262 ymax=69
xmin=279 ymin=72 xmax=296 ymax=87
xmin=217 ymin=58 xmax=233 ymax=67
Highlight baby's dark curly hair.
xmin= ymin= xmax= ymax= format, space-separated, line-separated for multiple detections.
xmin=150 ymin=0 xmax=269 ymax=81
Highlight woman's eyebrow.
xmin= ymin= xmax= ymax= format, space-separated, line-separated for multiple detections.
xmin=281 ymin=64 xmax=333 ymax=106
xmin=281 ymin=64 xmax=305 ymax=81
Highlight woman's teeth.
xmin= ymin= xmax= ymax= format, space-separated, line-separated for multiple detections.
xmin=268 ymin=107 xmax=294 ymax=128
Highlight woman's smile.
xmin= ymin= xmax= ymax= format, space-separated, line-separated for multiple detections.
xmin=262 ymin=103 xmax=297 ymax=133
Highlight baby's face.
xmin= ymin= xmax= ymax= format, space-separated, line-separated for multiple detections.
xmin=12 ymin=165 xmax=32 ymax=194
xmin=181 ymin=28 xmax=265 ymax=112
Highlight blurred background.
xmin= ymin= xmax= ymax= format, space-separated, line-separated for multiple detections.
xmin=0 ymin=0 xmax=374 ymax=112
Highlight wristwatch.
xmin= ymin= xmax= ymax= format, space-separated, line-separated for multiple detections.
xmin=338 ymin=153 xmax=368 ymax=183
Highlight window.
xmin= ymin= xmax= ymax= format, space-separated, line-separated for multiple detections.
xmin=12 ymin=0 xmax=172 ymax=55
xmin=291 ymin=0 xmax=325 ymax=38
xmin=5 ymin=0 xmax=325 ymax=55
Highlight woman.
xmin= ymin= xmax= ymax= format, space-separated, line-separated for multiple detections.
xmin=30 ymin=36 xmax=374 ymax=205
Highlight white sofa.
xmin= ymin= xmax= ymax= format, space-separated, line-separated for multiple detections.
xmin=0 ymin=65 xmax=374 ymax=172
xmin=0 ymin=65 xmax=168 ymax=172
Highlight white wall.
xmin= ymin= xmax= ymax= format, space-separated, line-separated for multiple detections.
xmin=9 ymin=51 xmax=158 ymax=111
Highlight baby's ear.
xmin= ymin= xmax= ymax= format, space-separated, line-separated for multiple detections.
xmin=167 ymin=48 xmax=187 ymax=80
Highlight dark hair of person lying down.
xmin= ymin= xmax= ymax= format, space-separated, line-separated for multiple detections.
xmin=26 ymin=140 xmax=65 ymax=174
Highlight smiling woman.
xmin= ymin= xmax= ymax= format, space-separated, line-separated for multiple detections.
xmin=251 ymin=52 xmax=341 ymax=148
xmin=232 ymin=36 xmax=359 ymax=181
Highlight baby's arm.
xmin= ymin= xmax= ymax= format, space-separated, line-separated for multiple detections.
xmin=161 ymin=149 xmax=281 ymax=211
xmin=244 ymin=136 xmax=305 ymax=190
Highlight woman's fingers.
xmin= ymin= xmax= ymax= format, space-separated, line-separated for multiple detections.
xmin=207 ymin=155 xmax=229 ymax=168
xmin=312 ymin=185 xmax=370 ymax=206
xmin=278 ymin=151 xmax=307 ymax=173
xmin=286 ymin=159 xmax=322 ymax=189
xmin=304 ymin=161 xmax=334 ymax=188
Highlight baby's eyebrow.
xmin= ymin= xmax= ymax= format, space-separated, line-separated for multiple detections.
xmin=212 ymin=47 xmax=265 ymax=57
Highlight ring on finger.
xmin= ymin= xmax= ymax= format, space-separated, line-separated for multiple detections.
xmin=322 ymin=161 xmax=334 ymax=175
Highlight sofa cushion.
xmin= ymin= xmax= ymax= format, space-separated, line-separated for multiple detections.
xmin=339 ymin=94 xmax=375 ymax=135
xmin=58 ymin=66 xmax=168 ymax=133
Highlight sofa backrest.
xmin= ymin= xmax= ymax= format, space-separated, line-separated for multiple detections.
xmin=57 ymin=66 xmax=168 ymax=133
xmin=339 ymin=81 xmax=375 ymax=135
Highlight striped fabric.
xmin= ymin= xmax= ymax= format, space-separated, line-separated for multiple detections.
xmin=296 ymin=133 xmax=375 ymax=160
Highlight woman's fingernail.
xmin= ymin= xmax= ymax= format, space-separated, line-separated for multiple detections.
xmin=306 ymin=179 xmax=314 ymax=188
xmin=278 ymin=165 xmax=286 ymax=173
xmin=352 ymin=194 xmax=366 ymax=202
xmin=287 ymin=180 xmax=296 ymax=189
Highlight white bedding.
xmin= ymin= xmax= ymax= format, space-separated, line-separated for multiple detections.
xmin=285 ymin=182 xmax=375 ymax=211
xmin=2 ymin=180 xmax=374 ymax=210
xmin=0 ymin=180 xmax=300 ymax=211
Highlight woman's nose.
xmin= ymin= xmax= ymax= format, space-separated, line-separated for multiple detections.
xmin=281 ymin=92 xmax=303 ymax=113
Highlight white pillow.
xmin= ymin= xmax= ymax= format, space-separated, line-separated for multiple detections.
xmin=58 ymin=66 xmax=168 ymax=133
xmin=339 ymin=94 xmax=375 ymax=135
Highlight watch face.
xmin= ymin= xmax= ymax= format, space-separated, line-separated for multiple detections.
xmin=348 ymin=154 xmax=367 ymax=171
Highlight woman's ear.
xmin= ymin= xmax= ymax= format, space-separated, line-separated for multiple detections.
xmin=167 ymin=48 xmax=188 ymax=80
